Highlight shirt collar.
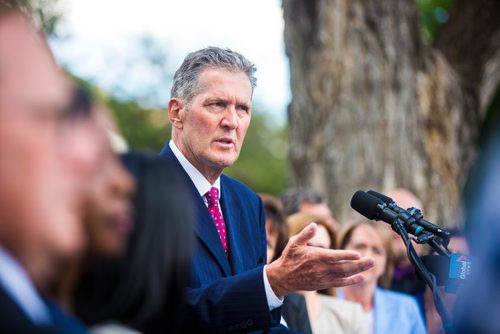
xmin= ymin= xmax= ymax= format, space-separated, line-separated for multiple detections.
xmin=0 ymin=246 xmax=52 ymax=324
xmin=169 ymin=140 xmax=221 ymax=199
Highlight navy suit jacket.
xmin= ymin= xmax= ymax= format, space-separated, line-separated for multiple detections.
xmin=0 ymin=283 xmax=87 ymax=334
xmin=0 ymin=283 xmax=57 ymax=333
xmin=159 ymin=144 xmax=282 ymax=333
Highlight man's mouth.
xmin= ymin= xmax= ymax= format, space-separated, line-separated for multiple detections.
xmin=215 ymin=138 xmax=235 ymax=145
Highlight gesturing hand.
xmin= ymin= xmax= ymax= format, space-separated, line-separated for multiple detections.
xmin=266 ymin=223 xmax=374 ymax=297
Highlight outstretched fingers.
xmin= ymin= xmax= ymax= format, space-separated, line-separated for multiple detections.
xmin=330 ymin=274 xmax=366 ymax=287
xmin=326 ymin=256 xmax=375 ymax=278
xmin=288 ymin=222 xmax=317 ymax=247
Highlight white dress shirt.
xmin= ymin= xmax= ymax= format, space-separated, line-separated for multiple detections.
xmin=169 ymin=140 xmax=283 ymax=311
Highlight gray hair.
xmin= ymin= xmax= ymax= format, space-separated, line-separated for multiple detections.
xmin=170 ymin=47 xmax=257 ymax=104
xmin=0 ymin=1 xmax=31 ymax=19
xmin=280 ymin=187 xmax=326 ymax=217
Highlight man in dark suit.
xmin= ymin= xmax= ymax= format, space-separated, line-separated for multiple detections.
xmin=0 ymin=3 xmax=103 ymax=332
xmin=160 ymin=47 xmax=374 ymax=333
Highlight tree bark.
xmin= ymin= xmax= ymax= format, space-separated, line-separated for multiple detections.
xmin=283 ymin=0 xmax=500 ymax=227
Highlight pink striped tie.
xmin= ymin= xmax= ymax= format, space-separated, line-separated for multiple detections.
xmin=205 ymin=187 xmax=228 ymax=254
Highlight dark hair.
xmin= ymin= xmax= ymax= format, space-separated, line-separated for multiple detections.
xmin=259 ymin=193 xmax=288 ymax=262
xmin=0 ymin=1 xmax=30 ymax=18
xmin=280 ymin=187 xmax=326 ymax=217
xmin=74 ymin=151 xmax=194 ymax=334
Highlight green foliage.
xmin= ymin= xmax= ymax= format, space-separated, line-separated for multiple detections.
xmin=104 ymin=97 xmax=170 ymax=153
xmin=417 ymin=0 xmax=454 ymax=43
xmin=27 ymin=0 xmax=65 ymax=37
xmin=225 ymin=111 xmax=287 ymax=196
xmin=70 ymin=74 xmax=170 ymax=153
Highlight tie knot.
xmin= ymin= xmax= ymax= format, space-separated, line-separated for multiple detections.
xmin=205 ymin=187 xmax=219 ymax=206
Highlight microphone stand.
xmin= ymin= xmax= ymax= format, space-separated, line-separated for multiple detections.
xmin=428 ymin=238 xmax=451 ymax=258
xmin=391 ymin=218 xmax=453 ymax=333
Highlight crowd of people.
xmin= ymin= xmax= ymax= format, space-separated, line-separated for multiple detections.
xmin=0 ymin=1 xmax=495 ymax=334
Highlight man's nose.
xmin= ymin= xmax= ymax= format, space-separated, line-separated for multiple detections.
xmin=220 ymin=107 xmax=238 ymax=129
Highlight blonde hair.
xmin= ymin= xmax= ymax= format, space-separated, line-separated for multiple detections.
xmin=337 ymin=219 xmax=394 ymax=288
xmin=286 ymin=212 xmax=337 ymax=249
xmin=287 ymin=212 xmax=338 ymax=296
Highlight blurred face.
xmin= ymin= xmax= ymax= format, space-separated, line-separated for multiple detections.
xmin=307 ymin=225 xmax=331 ymax=249
xmin=84 ymin=115 xmax=135 ymax=256
xmin=300 ymin=202 xmax=339 ymax=231
xmin=0 ymin=14 xmax=102 ymax=282
xmin=386 ymin=189 xmax=425 ymax=263
xmin=344 ymin=225 xmax=387 ymax=285
xmin=448 ymin=236 xmax=469 ymax=255
xmin=170 ymin=68 xmax=252 ymax=182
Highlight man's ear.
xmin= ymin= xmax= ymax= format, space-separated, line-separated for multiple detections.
xmin=168 ymin=98 xmax=184 ymax=129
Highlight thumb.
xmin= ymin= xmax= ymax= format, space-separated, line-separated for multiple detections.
xmin=291 ymin=222 xmax=317 ymax=246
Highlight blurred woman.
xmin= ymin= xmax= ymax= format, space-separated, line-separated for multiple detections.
xmin=74 ymin=151 xmax=194 ymax=334
xmin=286 ymin=212 xmax=366 ymax=334
xmin=40 ymin=91 xmax=134 ymax=334
xmin=50 ymin=91 xmax=135 ymax=310
xmin=259 ymin=193 xmax=289 ymax=263
xmin=337 ymin=220 xmax=426 ymax=334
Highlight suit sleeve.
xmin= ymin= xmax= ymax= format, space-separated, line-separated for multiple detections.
xmin=186 ymin=266 xmax=281 ymax=333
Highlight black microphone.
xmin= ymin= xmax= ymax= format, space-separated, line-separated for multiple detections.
xmin=367 ymin=190 xmax=451 ymax=239
xmin=351 ymin=190 xmax=434 ymax=243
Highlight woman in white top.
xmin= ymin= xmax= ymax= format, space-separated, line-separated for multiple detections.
xmin=287 ymin=212 xmax=366 ymax=334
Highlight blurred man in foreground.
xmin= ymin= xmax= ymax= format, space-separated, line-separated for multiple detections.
xmin=0 ymin=3 xmax=103 ymax=332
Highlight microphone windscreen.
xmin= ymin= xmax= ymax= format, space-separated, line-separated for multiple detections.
xmin=421 ymin=254 xmax=450 ymax=286
xmin=367 ymin=190 xmax=393 ymax=205
xmin=351 ymin=190 xmax=382 ymax=220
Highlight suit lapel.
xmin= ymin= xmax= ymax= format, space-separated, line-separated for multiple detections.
xmin=220 ymin=179 xmax=245 ymax=274
xmin=159 ymin=144 xmax=231 ymax=276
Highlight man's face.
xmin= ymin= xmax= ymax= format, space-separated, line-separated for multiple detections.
xmin=170 ymin=68 xmax=252 ymax=180
xmin=0 ymin=14 xmax=102 ymax=278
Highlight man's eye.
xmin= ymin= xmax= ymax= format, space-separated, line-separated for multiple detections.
xmin=237 ymin=105 xmax=249 ymax=113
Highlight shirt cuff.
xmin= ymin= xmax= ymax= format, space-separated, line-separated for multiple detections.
xmin=263 ymin=265 xmax=284 ymax=311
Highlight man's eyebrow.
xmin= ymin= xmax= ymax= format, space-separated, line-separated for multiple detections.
xmin=236 ymin=102 xmax=251 ymax=109
xmin=204 ymin=97 xmax=227 ymax=104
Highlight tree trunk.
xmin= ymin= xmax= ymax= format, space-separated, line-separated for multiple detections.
xmin=283 ymin=0 xmax=500 ymax=227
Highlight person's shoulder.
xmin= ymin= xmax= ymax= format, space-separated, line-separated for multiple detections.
xmin=91 ymin=322 xmax=141 ymax=334
xmin=221 ymin=174 xmax=258 ymax=197
xmin=316 ymin=295 xmax=365 ymax=331
xmin=376 ymin=287 xmax=420 ymax=308
xmin=318 ymin=294 xmax=363 ymax=312
xmin=284 ymin=292 xmax=306 ymax=307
